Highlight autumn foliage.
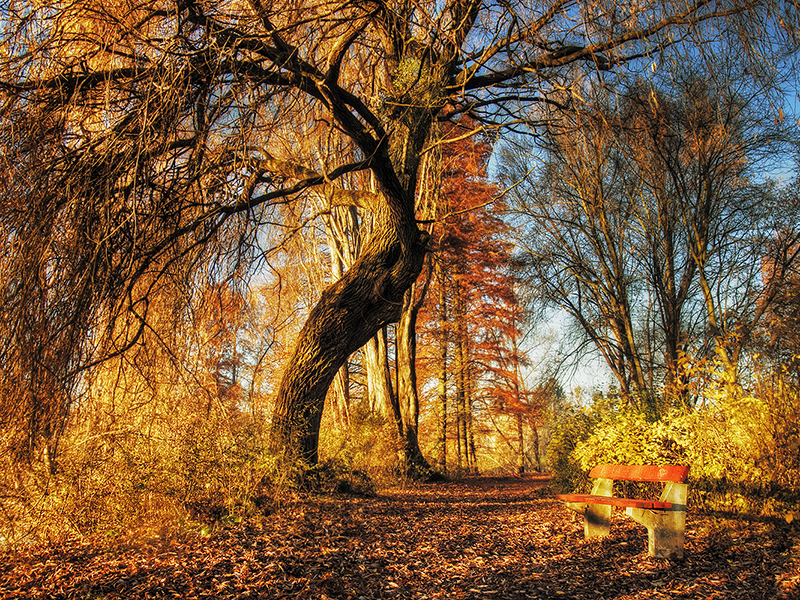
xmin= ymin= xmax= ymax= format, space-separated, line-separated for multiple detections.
xmin=0 ymin=0 xmax=799 ymax=565
xmin=414 ymin=118 xmax=543 ymax=476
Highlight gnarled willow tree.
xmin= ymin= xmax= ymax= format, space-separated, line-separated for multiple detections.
xmin=0 ymin=0 xmax=796 ymax=468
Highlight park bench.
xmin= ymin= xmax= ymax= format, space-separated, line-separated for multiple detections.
xmin=556 ymin=464 xmax=690 ymax=559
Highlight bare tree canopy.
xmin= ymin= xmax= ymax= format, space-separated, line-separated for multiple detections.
xmin=503 ymin=62 xmax=800 ymax=411
xmin=0 ymin=0 xmax=797 ymax=466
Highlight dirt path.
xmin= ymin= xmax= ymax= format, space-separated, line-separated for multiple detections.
xmin=1 ymin=475 xmax=798 ymax=599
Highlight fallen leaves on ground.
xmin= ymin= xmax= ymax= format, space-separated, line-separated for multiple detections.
xmin=1 ymin=475 xmax=798 ymax=599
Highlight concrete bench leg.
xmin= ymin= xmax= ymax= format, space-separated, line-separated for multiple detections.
xmin=584 ymin=502 xmax=612 ymax=538
xmin=565 ymin=477 xmax=613 ymax=538
xmin=564 ymin=501 xmax=612 ymax=537
xmin=626 ymin=482 xmax=688 ymax=559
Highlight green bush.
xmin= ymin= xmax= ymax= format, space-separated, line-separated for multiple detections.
xmin=546 ymin=404 xmax=598 ymax=494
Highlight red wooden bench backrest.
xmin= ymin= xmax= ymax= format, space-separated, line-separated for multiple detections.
xmin=588 ymin=464 xmax=690 ymax=483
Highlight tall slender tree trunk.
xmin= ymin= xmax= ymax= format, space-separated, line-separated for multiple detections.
xmin=452 ymin=276 xmax=475 ymax=475
xmin=510 ymin=329 xmax=526 ymax=474
xmin=459 ymin=292 xmax=477 ymax=475
xmin=436 ymin=361 xmax=448 ymax=473
xmin=364 ymin=328 xmax=403 ymax=435
xmin=516 ymin=413 xmax=525 ymax=474
xmin=435 ymin=265 xmax=449 ymax=472
xmin=331 ymin=365 xmax=351 ymax=429
xmin=466 ymin=363 xmax=477 ymax=474
xmin=397 ymin=283 xmax=432 ymax=476
xmin=531 ymin=425 xmax=542 ymax=472
xmin=454 ymin=280 xmax=466 ymax=475
xmin=455 ymin=405 xmax=463 ymax=474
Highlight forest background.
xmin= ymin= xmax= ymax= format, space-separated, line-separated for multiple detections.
xmin=0 ymin=0 xmax=799 ymax=546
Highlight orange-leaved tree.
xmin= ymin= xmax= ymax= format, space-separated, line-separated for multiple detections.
xmin=417 ymin=117 xmax=535 ymax=474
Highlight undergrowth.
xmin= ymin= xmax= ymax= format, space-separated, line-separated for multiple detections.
xmin=548 ymin=370 xmax=800 ymax=519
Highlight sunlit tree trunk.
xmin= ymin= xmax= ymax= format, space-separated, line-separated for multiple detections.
xmin=531 ymin=425 xmax=542 ymax=472
xmin=466 ymin=363 xmax=477 ymax=474
xmin=436 ymin=360 xmax=448 ymax=473
xmin=453 ymin=278 xmax=465 ymax=475
xmin=435 ymin=262 xmax=449 ymax=472
xmin=397 ymin=283 xmax=432 ymax=475
xmin=452 ymin=276 xmax=475 ymax=474
xmin=516 ymin=413 xmax=525 ymax=474
xmin=455 ymin=400 xmax=464 ymax=475
xmin=364 ymin=327 xmax=402 ymax=433
xmin=331 ymin=366 xmax=351 ymax=429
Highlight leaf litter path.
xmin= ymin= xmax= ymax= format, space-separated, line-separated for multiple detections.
xmin=1 ymin=475 xmax=798 ymax=599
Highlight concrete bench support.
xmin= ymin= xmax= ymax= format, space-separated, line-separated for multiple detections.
xmin=626 ymin=481 xmax=688 ymax=559
xmin=563 ymin=477 xmax=613 ymax=538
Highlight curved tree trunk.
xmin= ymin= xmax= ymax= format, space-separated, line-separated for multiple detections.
xmin=270 ymin=207 xmax=427 ymax=465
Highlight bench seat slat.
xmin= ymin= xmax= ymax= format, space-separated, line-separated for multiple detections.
xmin=555 ymin=493 xmax=672 ymax=509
